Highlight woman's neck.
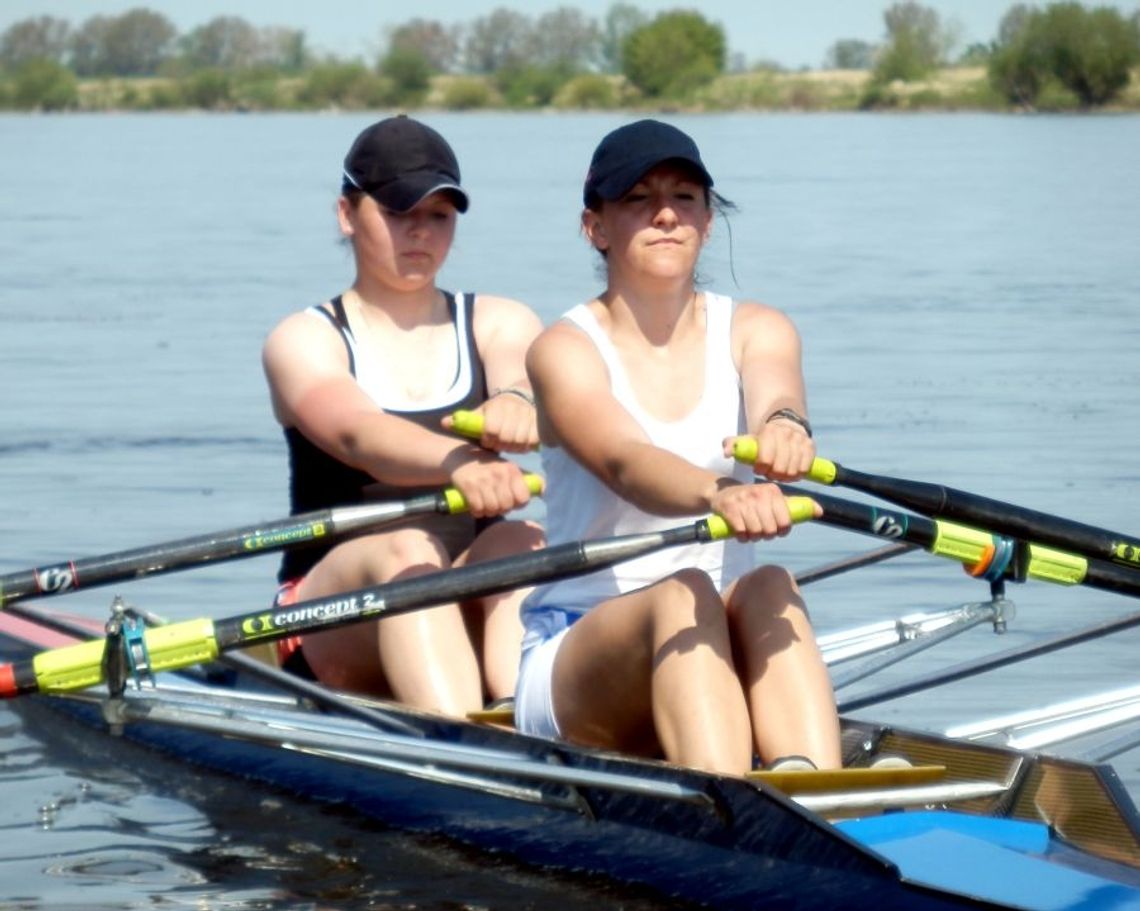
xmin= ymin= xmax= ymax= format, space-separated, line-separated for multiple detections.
xmin=348 ymin=278 xmax=445 ymax=331
xmin=602 ymin=280 xmax=702 ymax=348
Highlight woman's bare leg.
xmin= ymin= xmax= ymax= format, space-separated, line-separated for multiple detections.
xmin=726 ymin=565 xmax=841 ymax=769
xmin=296 ymin=528 xmax=482 ymax=716
xmin=458 ymin=519 xmax=545 ymax=702
xmin=553 ymin=568 xmax=753 ymax=774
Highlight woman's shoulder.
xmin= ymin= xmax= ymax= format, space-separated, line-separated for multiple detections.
xmin=469 ymin=291 xmax=539 ymax=319
xmin=728 ymin=297 xmax=799 ymax=333
xmin=262 ymin=301 xmax=343 ymax=359
xmin=470 ymin=292 xmax=544 ymax=341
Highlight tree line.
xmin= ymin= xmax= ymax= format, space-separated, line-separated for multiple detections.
xmin=2 ymin=2 xmax=1137 ymax=112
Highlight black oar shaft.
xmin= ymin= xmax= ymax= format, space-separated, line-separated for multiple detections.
xmin=779 ymin=485 xmax=1140 ymax=600
xmin=0 ymin=498 xmax=423 ymax=604
xmin=2 ymin=517 xmax=736 ymax=698
xmin=213 ymin=523 xmax=714 ymax=650
xmin=0 ymin=477 xmax=541 ymax=606
xmin=825 ymin=461 xmax=1140 ymax=571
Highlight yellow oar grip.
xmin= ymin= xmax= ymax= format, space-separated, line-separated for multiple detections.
xmin=451 ymin=409 xmax=483 ymax=440
xmin=730 ymin=438 xmax=835 ymax=485
xmin=31 ymin=618 xmax=219 ymax=694
xmin=442 ymin=474 xmax=545 ymax=514
xmin=731 ymin=437 xmax=758 ymax=464
xmin=705 ymin=496 xmax=817 ymax=540
xmin=1026 ymin=544 xmax=1087 ymax=586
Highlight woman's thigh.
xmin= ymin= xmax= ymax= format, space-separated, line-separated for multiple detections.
xmin=551 ymin=568 xmax=723 ymax=752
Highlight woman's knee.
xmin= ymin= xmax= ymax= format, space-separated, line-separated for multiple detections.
xmin=654 ymin=568 xmax=725 ymax=625
xmin=364 ymin=528 xmax=449 ymax=582
xmin=736 ymin=564 xmax=801 ymax=605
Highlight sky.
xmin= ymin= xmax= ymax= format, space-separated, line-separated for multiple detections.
xmin=2 ymin=0 xmax=1138 ymax=69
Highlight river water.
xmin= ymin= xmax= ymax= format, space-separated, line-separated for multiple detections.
xmin=0 ymin=110 xmax=1137 ymax=907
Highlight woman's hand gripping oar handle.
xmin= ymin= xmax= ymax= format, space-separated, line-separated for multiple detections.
xmin=443 ymin=473 xmax=545 ymax=513
xmin=730 ymin=437 xmax=835 ymax=485
xmin=450 ymin=409 xmax=541 ymax=450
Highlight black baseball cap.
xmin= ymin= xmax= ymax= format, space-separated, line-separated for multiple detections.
xmin=342 ymin=115 xmax=469 ymax=213
xmin=583 ymin=119 xmax=713 ymax=207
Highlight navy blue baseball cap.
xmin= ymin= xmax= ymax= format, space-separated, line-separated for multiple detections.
xmin=583 ymin=119 xmax=713 ymax=207
xmin=342 ymin=116 xmax=469 ymax=213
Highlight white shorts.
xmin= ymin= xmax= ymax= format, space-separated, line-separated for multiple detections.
xmin=514 ymin=627 xmax=570 ymax=739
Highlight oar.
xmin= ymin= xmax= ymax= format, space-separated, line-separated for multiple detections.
xmin=0 ymin=498 xmax=820 ymax=698
xmin=776 ymin=483 xmax=1140 ymax=599
xmin=733 ymin=440 xmax=1140 ymax=570
xmin=0 ymin=475 xmax=543 ymax=606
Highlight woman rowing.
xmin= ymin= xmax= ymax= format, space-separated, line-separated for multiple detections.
xmin=262 ymin=116 xmax=544 ymax=716
xmin=516 ymin=120 xmax=841 ymax=774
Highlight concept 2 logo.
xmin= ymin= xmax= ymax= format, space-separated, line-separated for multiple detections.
xmin=35 ymin=563 xmax=78 ymax=594
xmin=240 ymin=593 xmax=383 ymax=640
xmin=871 ymin=511 xmax=908 ymax=539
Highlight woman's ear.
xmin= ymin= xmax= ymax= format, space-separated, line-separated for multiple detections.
xmin=336 ymin=196 xmax=355 ymax=237
xmin=581 ymin=208 xmax=607 ymax=251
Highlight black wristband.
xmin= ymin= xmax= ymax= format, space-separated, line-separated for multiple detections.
xmin=766 ymin=408 xmax=812 ymax=438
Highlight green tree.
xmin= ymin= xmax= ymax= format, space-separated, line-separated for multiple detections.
xmin=180 ymin=67 xmax=232 ymax=108
xmin=1046 ymin=3 xmax=1139 ymax=105
xmin=496 ymin=63 xmax=568 ymax=106
xmin=261 ymin=27 xmax=307 ymax=73
xmin=463 ymin=8 xmax=532 ymax=74
xmin=70 ymin=8 xmax=176 ymax=76
xmin=622 ymin=10 xmax=725 ymax=98
xmin=0 ymin=16 xmax=72 ymax=69
xmin=825 ymin=39 xmax=877 ymax=70
xmin=179 ymin=16 xmax=259 ymax=70
xmin=379 ymin=45 xmax=433 ymax=103
xmin=531 ymin=7 xmax=600 ymax=72
xmin=8 ymin=57 xmax=78 ymax=109
xmin=386 ymin=18 xmax=459 ymax=73
xmin=988 ymin=3 xmax=1139 ymax=107
xmin=599 ymin=3 xmax=647 ymax=73
xmin=957 ymin=42 xmax=992 ymax=66
xmin=298 ymin=61 xmax=392 ymax=109
xmin=873 ymin=2 xmax=951 ymax=82
xmin=988 ymin=4 xmax=1048 ymax=104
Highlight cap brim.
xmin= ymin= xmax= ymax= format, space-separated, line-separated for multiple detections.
xmin=593 ymin=155 xmax=712 ymax=202
xmin=368 ymin=172 xmax=469 ymax=214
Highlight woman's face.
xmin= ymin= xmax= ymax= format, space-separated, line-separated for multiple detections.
xmin=583 ymin=163 xmax=712 ymax=283
xmin=339 ymin=190 xmax=458 ymax=291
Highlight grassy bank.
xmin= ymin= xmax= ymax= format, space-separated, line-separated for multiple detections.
xmin=38 ymin=66 xmax=1140 ymax=113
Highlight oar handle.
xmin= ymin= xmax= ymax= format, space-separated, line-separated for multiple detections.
xmin=451 ymin=409 xmax=541 ymax=450
xmin=730 ymin=437 xmax=836 ymax=484
xmin=441 ymin=473 xmax=544 ymax=514
xmin=704 ymin=495 xmax=818 ymax=541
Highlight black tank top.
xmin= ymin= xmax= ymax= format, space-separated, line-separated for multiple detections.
xmin=278 ymin=291 xmax=487 ymax=581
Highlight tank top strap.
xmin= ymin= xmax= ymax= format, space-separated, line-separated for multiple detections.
xmin=701 ymin=292 xmax=740 ymax=396
xmin=561 ymin=304 xmax=639 ymax=406
xmin=306 ymin=295 xmax=358 ymax=376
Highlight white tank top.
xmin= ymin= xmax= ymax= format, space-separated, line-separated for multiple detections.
xmin=523 ymin=292 xmax=754 ymax=638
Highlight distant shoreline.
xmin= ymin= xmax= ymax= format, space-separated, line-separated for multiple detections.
xmin=9 ymin=66 xmax=1138 ymax=114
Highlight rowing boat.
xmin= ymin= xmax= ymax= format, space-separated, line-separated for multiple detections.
xmin=2 ymin=474 xmax=1139 ymax=909
xmin=2 ymin=599 xmax=1139 ymax=910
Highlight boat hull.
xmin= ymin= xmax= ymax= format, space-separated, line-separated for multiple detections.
xmin=3 ymin=614 xmax=1140 ymax=910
